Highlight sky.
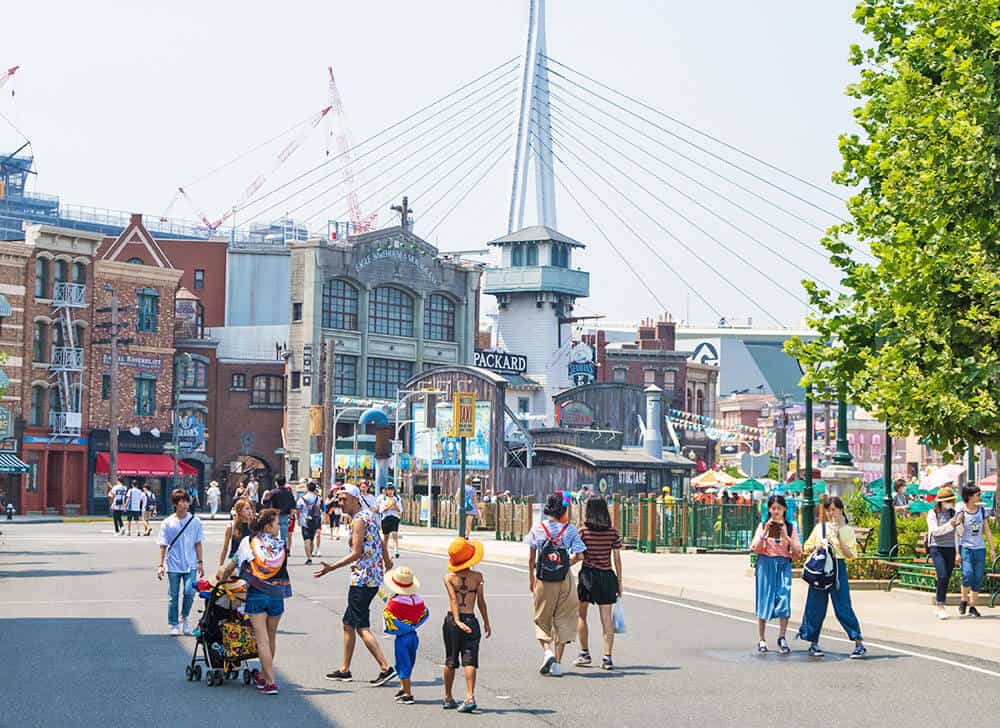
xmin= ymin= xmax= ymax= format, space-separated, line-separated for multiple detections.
xmin=1 ymin=1 xmax=865 ymax=327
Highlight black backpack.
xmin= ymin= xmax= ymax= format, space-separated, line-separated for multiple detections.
xmin=535 ymin=521 xmax=571 ymax=582
xmin=306 ymin=495 xmax=323 ymax=530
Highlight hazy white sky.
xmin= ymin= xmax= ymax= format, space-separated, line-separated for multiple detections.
xmin=2 ymin=1 xmax=863 ymax=326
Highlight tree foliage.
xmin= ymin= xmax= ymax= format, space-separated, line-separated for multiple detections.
xmin=788 ymin=0 xmax=1000 ymax=456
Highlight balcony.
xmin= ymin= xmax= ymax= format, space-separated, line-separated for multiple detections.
xmin=53 ymin=282 xmax=87 ymax=308
xmin=50 ymin=347 xmax=84 ymax=371
xmin=483 ymin=266 xmax=589 ymax=298
xmin=49 ymin=410 xmax=82 ymax=437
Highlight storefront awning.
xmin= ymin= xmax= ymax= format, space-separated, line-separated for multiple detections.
xmin=0 ymin=452 xmax=29 ymax=473
xmin=95 ymin=452 xmax=197 ymax=477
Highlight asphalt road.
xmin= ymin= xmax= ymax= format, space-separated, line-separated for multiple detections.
xmin=3 ymin=519 xmax=1000 ymax=728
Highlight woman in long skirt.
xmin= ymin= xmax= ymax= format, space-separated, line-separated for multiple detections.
xmin=751 ymin=494 xmax=801 ymax=653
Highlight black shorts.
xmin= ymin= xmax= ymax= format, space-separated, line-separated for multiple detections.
xmin=343 ymin=585 xmax=379 ymax=629
xmin=577 ymin=565 xmax=619 ymax=605
xmin=126 ymin=510 xmax=142 ymax=522
xmin=301 ymin=524 xmax=317 ymax=541
xmin=381 ymin=515 xmax=400 ymax=535
xmin=442 ymin=613 xmax=481 ymax=668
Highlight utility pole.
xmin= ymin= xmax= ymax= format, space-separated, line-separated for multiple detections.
xmin=97 ymin=284 xmax=131 ymax=492
xmin=322 ymin=336 xmax=336 ymax=498
xmin=390 ymin=197 xmax=412 ymax=231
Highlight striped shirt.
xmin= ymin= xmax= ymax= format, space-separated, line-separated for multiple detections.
xmin=580 ymin=527 xmax=622 ymax=570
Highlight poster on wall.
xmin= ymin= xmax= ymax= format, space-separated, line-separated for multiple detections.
xmin=412 ymin=400 xmax=491 ymax=470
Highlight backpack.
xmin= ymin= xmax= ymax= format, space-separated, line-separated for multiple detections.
xmin=306 ymin=495 xmax=322 ymax=530
xmin=535 ymin=521 xmax=571 ymax=582
xmin=802 ymin=522 xmax=837 ymax=592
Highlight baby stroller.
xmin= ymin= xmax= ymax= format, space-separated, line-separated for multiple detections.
xmin=185 ymin=579 xmax=260 ymax=687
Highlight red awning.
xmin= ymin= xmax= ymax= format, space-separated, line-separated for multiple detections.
xmin=95 ymin=452 xmax=197 ymax=477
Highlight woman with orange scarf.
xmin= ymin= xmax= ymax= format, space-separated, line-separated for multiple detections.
xmin=217 ymin=507 xmax=291 ymax=695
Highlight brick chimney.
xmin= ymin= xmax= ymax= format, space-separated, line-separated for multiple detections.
xmin=130 ymin=213 xmax=143 ymax=226
xmin=655 ymin=314 xmax=676 ymax=351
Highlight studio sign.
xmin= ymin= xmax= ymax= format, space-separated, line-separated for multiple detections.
xmin=474 ymin=350 xmax=527 ymax=375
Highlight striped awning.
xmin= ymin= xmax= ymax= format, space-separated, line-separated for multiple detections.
xmin=0 ymin=452 xmax=29 ymax=473
xmin=0 ymin=294 xmax=10 ymax=317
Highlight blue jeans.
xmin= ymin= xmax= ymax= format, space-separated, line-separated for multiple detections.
xmin=960 ymin=547 xmax=986 ymax=592
xmin=797 ymin=561 xmax=862 ymax=643
xmin=929 ymin=546 xmax=956 ymax=605
xmin=167 ymin=568 xmax=198 ymax=626
xmin=279 ymin=513 xmax=290 ymax=544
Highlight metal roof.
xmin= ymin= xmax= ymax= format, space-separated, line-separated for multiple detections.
xmin=530 ymin=443 xmax=695 ymax=469
xmin=487 ymin=225 xmax=586 ymax=248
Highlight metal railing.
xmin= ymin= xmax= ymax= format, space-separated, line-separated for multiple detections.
xmin=50 ymin=347 xmax=84 ymax=371
xmin=49 ymin=410 xmax=82 ymax=437
xmin=53 ymin=282 xmax=86 ymax=308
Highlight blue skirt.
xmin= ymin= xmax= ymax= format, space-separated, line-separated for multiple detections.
xmin=755 ymin=555 xmax=792 ymax=621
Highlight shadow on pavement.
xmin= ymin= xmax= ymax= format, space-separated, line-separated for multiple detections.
xmin=0 ymin=569 xmax=112 ymax=579
xmin=0 ymin=551 xmax=85 ymax=557
xmin=4 ymin=618 xmax=343 ymax=726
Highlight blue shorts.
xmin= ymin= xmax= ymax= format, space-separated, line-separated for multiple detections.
xmin=394 ymin=631 xmax=419 ymax=680
xmin=961 ymin=547 xmax=987 ymax=592
xmin=245 ymin=589 xmax=285 ymax=617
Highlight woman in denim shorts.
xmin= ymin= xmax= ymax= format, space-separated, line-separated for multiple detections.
xmin=217 ymin=507 xmax=291 ymax=695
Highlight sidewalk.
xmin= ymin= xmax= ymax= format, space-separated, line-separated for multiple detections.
xmin=399 ymin=526 xmax=1000 ymax=663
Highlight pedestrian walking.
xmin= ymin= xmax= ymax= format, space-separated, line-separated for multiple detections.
xmin=326 ymin=489 xmax=343 ymax=541
xmin=247 ymin=476 xmax=260 ymax=508
xmin=234 ymin=480 xmax=248 ymax=504
xmin=378 ymin=484 xmax=403 ymax=559
xmin=216 ymin=507 xmax=291 ymax=696
xmin=109 ymin=479 xmax=127 ymax=534
xmin=383 ymin=565 xmax=430 ymax=706
xmin=797 ymin=495 xmax=867 ymax=659
xmin=219 ymin=497 xmax=255 ymax=566
xmin=186 ymin=484 xmax=201 ymax=513
xmin=926 ymin=486 xmax=961 ymax=619
xmin=141 ymin=484 xmax=156 ymax=536
xmin=296 ymin=481 xmax=323 ymax=565
xmin=750 ymin=494 xmax=802 ymax=653
xmin=528 ymin=492 xmax=586 ymax=677
xmin=314 ymin=484 xmax=396 ymax=686
xmin=442 ymin=537 xmax=491 ymax=712
xmin=359 ymin=481 xmax=377 ymax=513
xmin=206 ymin=480 xmax=221 ymax=520
xmin=463 ymin=476 xmax=479 ymax=535
xmin=574 ymin=496 xmax=623 ymax=670
xmin=125 ymin=481 xmax=146 ymax=536
xmin=956 ymin=483 xmax=995 ymax=617
xmin=267 ymin=476 xmax=297 ymax=546
xmin=156 ymin=488 xmax=204 ymax=636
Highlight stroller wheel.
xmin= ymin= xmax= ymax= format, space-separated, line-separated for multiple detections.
xmin=243 ymin=669 xmax=251 ymax=685
xmin=193 ymin=665 xmax=202 ymax=683
xmin=185 ymin=665 xmax=193 ymax=681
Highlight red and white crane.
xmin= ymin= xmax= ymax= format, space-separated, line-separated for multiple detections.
xmin=0 ymin=66 xmax=18 ymax=93
xmin=328 ymin=66 xmax=376 ymax=234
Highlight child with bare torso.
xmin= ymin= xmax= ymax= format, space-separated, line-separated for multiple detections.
xmin=442 ymin=538 xmax=492 ymax=713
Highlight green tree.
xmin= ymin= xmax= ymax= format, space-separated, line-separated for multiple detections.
xmin=788 ymin=0 xmax=1000 ymax=457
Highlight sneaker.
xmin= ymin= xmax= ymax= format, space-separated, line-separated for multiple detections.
xmin=850 ymin=643 xmax=867 ymax=659
xmin=601 ymin=656 xmax=614 ymax=671
xmin=393 ymin=689 xmax=406 ymax=701
xmin=757 ymin=641 xmax=768 ymax=654
xmin=370 ymin=666 xmax=397 ymax=686
xmin=808 ymin=643 xmax=825 ymax=658
xmin=959 ymin=600 xmax=968 ymax=616
xmin=937 ymin=608 xmax=949 ymax=620
xmin=395 ymin=552 xmax=400 ymax=559
xmin=397 ymin=694 xmax=415 ymax=705
xmin=457 ymin=699 xmax=477 ymax=713
xmin=325 ymin=670 xmax=352 ymax=682
xmin=313 ymin=549 xmax=321 ymax=557
xmin=549 ymin=662 xmax=562 ymax=677
xmin=261 ymin=682 xmax=279 ymax=695
xmin=169 ymin=625 xmax=181 ymax=636
xmin=574 ymin=652 xmax=592 ymax=667
xmin=254 ymin=673 xmax=266 ymax=688
xmin=777 ymin=637 xmax=791 ymax=655
xmin=539 ymin=650 xmax=556 ymax=675
xmin=969 ymin=606 xmax=982 ymax=617
xmin=182 ymin=619 xmax=192 ymax=635
xmin=442 ymin=699 xmax=459 ymax=710
xmin=305 ymin=559 xmax=313 ymax=565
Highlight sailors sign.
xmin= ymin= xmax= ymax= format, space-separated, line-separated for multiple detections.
xmin=451 ymin=392 xmax=477 ymax=438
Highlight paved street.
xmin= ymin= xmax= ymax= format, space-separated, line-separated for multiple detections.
xmin=4 ymin=519 xmax=1000 ymax=728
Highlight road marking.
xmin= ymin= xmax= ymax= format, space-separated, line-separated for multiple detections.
xmin=0 ymin=598 xmax=167 ymax=605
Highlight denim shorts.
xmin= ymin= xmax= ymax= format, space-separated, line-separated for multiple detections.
xmin=960 ymin=547 xmax=987 ymax=592
xmin=245 ymin=589 xmax=285 ymax=617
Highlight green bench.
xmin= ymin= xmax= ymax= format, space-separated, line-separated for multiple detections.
xmin=885 ymin=543 xmax=938 ymax=592
xmin=988 ymin=556 xmax=1000 ymax=607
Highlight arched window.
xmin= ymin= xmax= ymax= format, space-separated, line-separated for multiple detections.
xmin=34 ymin=258 xmax=49 ymax=298
xmin=178 ymin=358 xmax=208 ymax=389
xmin=48 ymin=387 xmax=62 ymax=417
xmin=686 ymin=388 xmax=693 ymax=412
xmin=50 ymin=322 xmax=64 ymax=361
xmin=847 ymin=433 xmax=856 ymax=454
xmin=511 ymin=245 xmax=524 ymax=267
xmin=54 ymin=260 xmax=69 ymax=285
xmin=424 ymin=294 xmax=456 ymax=342
xmin=526 ymin=243 xmax=538 ymax=266
xmin=29 ymin=386 xmax=45 ymax=427
xmin=251 ymin=375 xmax=284 ymax=406
xmin=72 ymin=262 xmax=86 ymax=284
xmin=857 ymin=433 xmax=866 ymax=458
xmin=127 ymin=257 xmax=145 ymax=265
xmin=32 ymin=321 xmax=47 ymax=362
xmin=72 ymin=322 xmax=86 ymax=348
xmin=871 ymin=434 xmax=882 ymax=461
xmin=696 ymin=389 xmax=705 ymax=416
xmin=321 ymin=279 xmax=359 ymax=330
xmin=69 ymin=383 xmax=83 ymax=412
xmin=368 ymin=287 xmax=414 ymax=337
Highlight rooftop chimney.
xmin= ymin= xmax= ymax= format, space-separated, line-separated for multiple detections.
xmin=644 ymin=385 xmax=663 ymax=460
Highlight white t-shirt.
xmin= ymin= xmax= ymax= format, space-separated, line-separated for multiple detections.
xmin=296 ymin=492 xmax=320 ymax=521
xmin=377 ymin=494 xmax=402 ymax=519
xmin=157 ymin=514 xmax=204 ymax=573
xmin=110 ymin=483 xmax=128 ymax=511
xmin=247 ymin=481 xmax=259 ymax=502
xmin=126 ymin=487 xmax=146 ymax=512
xmin=206 ymin=485 xmax=221 ymax=503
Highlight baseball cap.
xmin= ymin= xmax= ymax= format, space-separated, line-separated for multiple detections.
xmin=339 ymin=484 xmax=361 ymax=500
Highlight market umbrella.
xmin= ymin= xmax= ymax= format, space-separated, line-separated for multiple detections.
xmin=691 ymin=470 xmax=737 ymax=488
xmin=784 ymin=479 xmax=827 ymax=495
xmin=730 ymin=478 xmax=766 ymax=493
xmin=908 ymin=500 xmax=934 ymax=514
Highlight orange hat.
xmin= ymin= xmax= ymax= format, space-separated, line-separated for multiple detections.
xmin=447 ymin=537 xmax=484 ymax=572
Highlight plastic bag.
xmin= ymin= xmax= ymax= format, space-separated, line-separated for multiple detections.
xmin=612 ymin=598 xmax=626 ymax=635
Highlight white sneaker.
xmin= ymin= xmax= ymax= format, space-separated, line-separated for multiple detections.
xmin=937 ymin=608 xmax=949 ymax=620
xmin=313 ymin=549 xmax=321 ymax=558
xmin=539 ymin=650 xmax=556 ymax=675
xmin=549 ymin=662 xmax=562 ymax=677
xmin=182 ymin=619 xmax=192 ymax=635
xmin=170 ymin=625 xmax=180 ymax=636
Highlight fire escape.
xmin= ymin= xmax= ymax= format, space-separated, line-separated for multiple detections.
xmin=49 ymin=280 xmax=86 ymax=439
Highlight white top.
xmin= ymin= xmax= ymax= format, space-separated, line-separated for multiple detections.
xmin=377 ymin=494 xmax=402 ymax=519
xmin=125 ymin=487 xmax=146 ymax=512
xmin=296 ymin=492 xmax=320 ymax=521
xmin=157 ymin=514 xmax=204 ymax=573
xmin=206 ymin=485 xmax=221 ymax=502
xmin=110 ymin=483 xmax=128 ymax=511
xmin=247 ymin=480 xmax=259 ymax=502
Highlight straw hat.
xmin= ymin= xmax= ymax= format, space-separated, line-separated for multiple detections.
xmin=385 ymin=565 xmax=420 ymax=595
xmin=935 ymin=486 xmax=957 ymax=503
xmin=447 ymin=537 xmax=484 ymax=572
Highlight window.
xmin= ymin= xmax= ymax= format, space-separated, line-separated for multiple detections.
xmin=48 ymin=386 xmax=61 ymax=417
xmin=512 ymin=245 xmax=524 ymax=266
xmin=526 ymin=243 xmax=538 ymax=266
xmin=321 ymin=279 xmax=359 ymax=330
xmin=137 ymin=288 xmax=159 ymax=332
xmin=643 ymin=369 xmax=657 ymax=385
xmin=72 ymin=262 xmax=86 ymax=284
xmin=334 ymin=354 xmax=357 ymax=395
xmin=613 ymin=367 xmax=627 ymax=383
xmin=32 ymin=321 xmax=47 ymax=362
xmin=366 ymin=357 xmax=413 ymax=399
xmin=127 ymin=257 xmax=144 ymax=265
xmin=292 ymin=302 xmax=302 ymax=322
xmin=34 ymin=258 xmax=48 ymax=298
xmin=871 ymin=434 xmax=882 ymax=461
xmin=663 ymin=370 xmax=676 ymax=389
xmin=289 ymin=459 xmax=299 ymax=482
xmin=69 ymin=383 xmax=82 ymax=412
xmin=29 ymin=386 xmax=44 ymax=427
xmin=177 ymin=359 xmax=208 ymax=389
xmin=231 ymin=373 xmax=246 ymax=390
xmin=50 ymin=323 xmax=64 ymax=360
xmin=54 ymin=260 xmax=69 ymax=285
xmin=551 ymin=243 xmax=569 ymax=268
xmin=424 ymin=294 xmax=456 ymax=342
xmin=368 ymin=287 xmax=413 ymax=337
xmin=72 ymin=323 xmax=85 ymax=348
xmin=290 ymin=371 xmax=301 ymax=390
xmin=102 ymin=374 xmax=111 ymax=401
xmin=517 ymin=397 xmax=530 ymax=414
xmin=194 ymin=269 xmax=205 ymax=290
xmin=686 ymin=388 xmax=693 ymax=412
xmin=251 ymin=375 xmax=284 ymax=406
xmin=134 ymin=376 xmax=156 ymax=416
xmin=696 ymin=389 xmax=705 ymax=416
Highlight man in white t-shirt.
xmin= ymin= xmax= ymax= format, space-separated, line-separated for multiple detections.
xmin=247 ymin=477 xmax=260 ymax=508
xmin=296 ymin=481 xmax=322 ymax=565
xmin=156 ymin=488 xmax=204 ymax=636
xmin=125 ymin=482 xmax=146 ymax=536
xmin=109 ymin=479 xmax=128 ymax=535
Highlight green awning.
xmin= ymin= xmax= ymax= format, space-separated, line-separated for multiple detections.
xmin=0 ymin=369 xmax=8 ymax=388
xmin=0 ymin=452 xmax=28 ymax=473
xmin=0 ymin=294 xmax=11 ymax=317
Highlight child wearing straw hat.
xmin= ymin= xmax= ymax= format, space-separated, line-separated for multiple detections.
xmin=383 ymin=565 xmax=429 ymax=705
xmin=443 ymin=537 xmax=492 ymax=713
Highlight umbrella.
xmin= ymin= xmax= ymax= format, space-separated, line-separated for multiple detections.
xmin=920 ymin=463 xmax=966 ymax=490
xmin=730 ymin=478 xmax=766 ymax=493
xmin=784 ymin=479 xmax=827 ymax=494
xmin=908 ymin=500 xmax=934 ymax=514
xmin=692 ymin=470 xmax=736 ymax=488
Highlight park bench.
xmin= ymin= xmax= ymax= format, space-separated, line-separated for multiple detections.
xmin=885 ymin=543 xmax=937 ymax=593
xmin=987 ymin=556 xmax=1000 ymax=607
xmin=854 ymin=528 xmax=872 ymax=555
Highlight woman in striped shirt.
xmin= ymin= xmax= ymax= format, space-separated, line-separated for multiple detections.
xmin=574 ymin=496 xmax=623 ymax=671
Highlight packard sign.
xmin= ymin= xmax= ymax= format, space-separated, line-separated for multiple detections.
xmin=474 ymin=350 xmax=527 ymax=375
xmin=557 ymin=400 xmax=594 ymax=428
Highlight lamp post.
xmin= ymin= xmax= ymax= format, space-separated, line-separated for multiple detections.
xmin=878 ymin=420 xmax=897 ymax=558
xmin=831 ymin=397 xmax=853 ymax=467
xmin=802 ymin=388 xmax=816 ymax=538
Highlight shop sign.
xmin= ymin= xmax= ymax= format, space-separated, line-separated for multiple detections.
xmin=0 ymin=407 xmax=11 ymax=438
xmin=451 ymin=392 xmax=476 ymax=438
xmin=101 ymin=353 xmax=163 ymax=371
xmin=568 ymin=342 xmax=596 ymax=385
xmin=557 ymin=400 xmax=594 ymax=428
xmin=176 ymin=413 xmax=205 ymax=453
xmin=474 ymin=350 xmax=527 ymax=375
xmin=617 ymin=470 xmax=648 ymax=486
xmin=310 ymin=452 xmax=322 ymax=478
xmin=354 ymin=242 xmax=441 ymax=286
xmin=596 ymin=474 xmax=616 ymax=495
xmin=0 ymin=438 xmax=17 ymax=453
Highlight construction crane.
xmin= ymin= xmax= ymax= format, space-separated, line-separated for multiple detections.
xmin=0 ymin=66 xmax=18 ymax=93
xmin=327 ymin=66 xmax=376 ymax=234
xmin=175 ymin=104 xmax=332 ymax=231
